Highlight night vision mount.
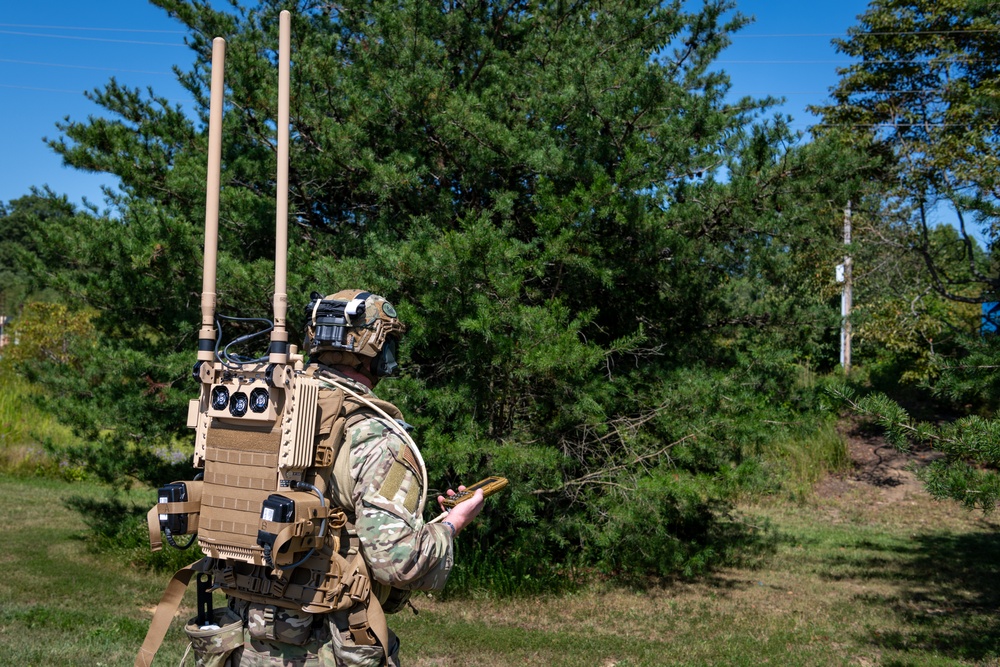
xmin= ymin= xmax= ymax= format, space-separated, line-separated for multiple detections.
xmin=304 ymin=291 xmax=401 ymax=378
xmin=305 ymin=292 xmax=368 ymax=353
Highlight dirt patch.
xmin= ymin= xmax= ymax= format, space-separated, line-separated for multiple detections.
xmin=815 ymin=418 xmax=944 ymax=503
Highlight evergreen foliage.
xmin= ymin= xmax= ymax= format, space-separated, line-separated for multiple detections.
xmin=813 ymin=0 xmax=1000 ymax=301
xmin=814 ymin=0 xmax=1000 ymax=515
xmin=2 ymin=0 xmax=868 ymax=576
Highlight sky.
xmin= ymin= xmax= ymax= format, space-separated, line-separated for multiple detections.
xmin=0 ymin=0 xmax=874 ymax=210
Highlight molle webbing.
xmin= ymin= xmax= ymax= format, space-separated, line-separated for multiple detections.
xmin=212 ymin=534 xmax=371 ymax=615
xmin=194 ymin=377 xmax=389 ymax=612
xmin=212 ymin=553 xmax=348 ymax=613
xmin=197 ymin=419 xmax=283 ymax=563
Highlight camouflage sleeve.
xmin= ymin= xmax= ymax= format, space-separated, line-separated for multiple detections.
xmin=347 ymin=414 xmax=454 ymax=591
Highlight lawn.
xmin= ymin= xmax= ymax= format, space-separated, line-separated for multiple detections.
xmin=1 ymin=470 xmax=998 ymax=666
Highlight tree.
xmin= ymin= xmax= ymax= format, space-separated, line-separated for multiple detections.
xmin=20 ymin=0 xmax=863 ymax=575
xmin=815 ymin=0 xmax=1000 ymax=513
xmin=0 ymin=189 xmax=92 ymax=313
xmin=1 ymin=302 xmax=96 ymax=368
xmin=812 ymin=0 xmax=1000 ymax=303
xmin=851 ymin=219 xmax=984 ymax=384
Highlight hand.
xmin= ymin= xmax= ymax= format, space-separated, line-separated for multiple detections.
xmin=436 ymin=486 xmax=484 ymax=536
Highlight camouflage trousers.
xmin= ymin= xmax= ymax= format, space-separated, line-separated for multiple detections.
xmin=184 ymin=608 xmax=245 ymax=667
xmin=223 ymin=599 xmax=400 ymax=667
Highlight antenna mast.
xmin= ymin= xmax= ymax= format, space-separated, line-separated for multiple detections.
xmin=270 ymin=10 xmax=291 ymax=364
xmin=198 ymin=37 xmax=227 ymax=363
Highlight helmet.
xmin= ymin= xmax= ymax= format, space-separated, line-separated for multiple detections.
xmin=304 ymin=289 xmax=405 ymax=377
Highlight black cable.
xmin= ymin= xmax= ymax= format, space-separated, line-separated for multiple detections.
xmin=214 ymin=314 xmax=274 ymax=368
xmin=165 ymin=529 xmax=197 ymax=550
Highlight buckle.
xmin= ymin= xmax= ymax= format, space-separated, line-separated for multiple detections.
xmin=349 ymin=623 xmax=375 ymax=646
xmin=263 ymin=605 xmax=277 ymax=641
xmin=348 ymin=572 xmax=370 ymax=603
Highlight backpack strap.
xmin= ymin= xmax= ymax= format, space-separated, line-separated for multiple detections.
xmin=342 ymin=552 xmax=390 ymax=661
xmin=134 ymin=557 xmax=211 ymax=667
xmin=146 ymin=506 xmax=163 ymax=553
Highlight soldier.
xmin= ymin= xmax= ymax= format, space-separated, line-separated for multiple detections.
xmin=232 ymin=289 xmax=485 ymax=667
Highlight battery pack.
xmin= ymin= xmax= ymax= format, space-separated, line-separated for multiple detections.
xmin=158 ymin=481 xmax=202 ymax=535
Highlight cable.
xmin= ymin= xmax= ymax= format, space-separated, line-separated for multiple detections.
xmin=316 ymin=375 xmax=429 ymax=515
xmin=214 ymin=314 xmax=274 ymax=368
xmin=718 ymin=58 xmax=1000 ymax=65
xmin=0 ymin=22 xmax=185 ymax=34
xmin=165 ymin=529 xmax=198 ymax=550
xmin=0 ymin=83 xmax=83 ymax=94
xmin=0 ymin=58 xmax=172 ymax=75
xmin=734 ymin=29 xmax=1000 ymax=38
xmin=0 ymin=29 xmax=184 ymax=47
xmin=812 ymin=120 xmax=993 ymax=128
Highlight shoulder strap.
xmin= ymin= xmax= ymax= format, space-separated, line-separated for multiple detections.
xmin=146 ymin=506 xmax=163 ymax=553
xmin=343 ymin=552 xmax=391 ymax=663
xmin=134 ymin=557 xmax=211 ymax=667
xmin=367 ymin=588 xmax=391 ymax=663
xmin=330 ymin=411 xmax=365 ymax=510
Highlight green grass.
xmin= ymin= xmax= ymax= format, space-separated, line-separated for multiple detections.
xmin=0 ymin=475 xmax=198 ymax=666
xmin=2 ymin=473 xmax=999 ymax=666
xmin=763 ymin=420 xmax=850 ymax=500
xmin=0 ymin=369 xmax=83 ymax=478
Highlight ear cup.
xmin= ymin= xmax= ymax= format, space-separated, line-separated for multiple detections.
xmin=373 ymin=338 xmax=399 ymax=377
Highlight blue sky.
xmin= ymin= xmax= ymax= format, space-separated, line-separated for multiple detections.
xmin=0 ymin=0 xmax=872 ymax=209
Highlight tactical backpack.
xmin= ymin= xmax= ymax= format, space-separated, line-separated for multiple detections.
xmin=135 ymin=368 xmax=425 ymax=667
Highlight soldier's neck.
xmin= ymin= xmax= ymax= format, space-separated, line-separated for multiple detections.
xmin=330 ymin=364 xmax=374 ymax=390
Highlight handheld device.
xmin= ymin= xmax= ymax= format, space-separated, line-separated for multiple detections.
xmin=439 ymin=476 xmax=508 ymax=509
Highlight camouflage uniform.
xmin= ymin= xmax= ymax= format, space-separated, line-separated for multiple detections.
xmin=184 ymin=608 xmax=245 ymax=667
xmin=234 ymin=369 xmax=453 ymax=667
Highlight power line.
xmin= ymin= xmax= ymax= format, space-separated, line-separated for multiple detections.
xmin=813 ymin=122 xmax=988 ymax=128
xmin=0 ymin=82 xmax=89 ymax=94
xmin=0 ymin=82 xmax=191 ymax=105
xmin=0 ymin=58 xmax=172 ymax=76
xmin=0 ymin=29 xmax=184 ymax=47
xmin=719 ymin=58 xmax=999 ymax=65
xmin=0 ymin=22 xmax=186 ymax=34
xmin=735 ymin=29 xmax=1000 ymax=38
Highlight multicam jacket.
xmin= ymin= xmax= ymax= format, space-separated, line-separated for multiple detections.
xmin=344 ymin=399 xmax=454 ymax=592
xmin=235 ymin=367 xmax=453 ymax=667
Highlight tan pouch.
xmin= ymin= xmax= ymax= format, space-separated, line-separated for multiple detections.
xmin=247 ymin=603 xmax=316 ymax=646
xmin=183 ymin=608 xmax=244 ymax=667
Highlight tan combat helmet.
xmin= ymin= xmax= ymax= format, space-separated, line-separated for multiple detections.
xmin=304 ymin=289 xmax=405 ymax=378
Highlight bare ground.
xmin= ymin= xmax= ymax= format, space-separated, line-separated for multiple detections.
xmin=816 ymin=417 xmax=945 ymax=504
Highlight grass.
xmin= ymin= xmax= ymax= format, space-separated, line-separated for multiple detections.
xmin=0 ymin=369 xmax=83 ymax=478
xmin=2 ymin=473 xmax=998 ymax=666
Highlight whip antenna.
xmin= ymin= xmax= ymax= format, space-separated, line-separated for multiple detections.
xmin=269 ymin=9 xmax=291 ymax=364
xmin=198 ymin=37 xmax=227 ymax=363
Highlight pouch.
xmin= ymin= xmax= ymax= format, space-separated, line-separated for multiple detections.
xmin=317 ymin=613 xmax=386 ymax=667
xmin=372 ymin=581 xmax=412 ymax=615
xmin=247 ymin=603 xmax=316 ymax=646
xmin=183 ymin=608 xmax=244 ymax=667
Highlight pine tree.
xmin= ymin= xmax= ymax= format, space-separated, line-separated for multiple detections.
xmin=12 ymin=0 xmax=868 ymax=574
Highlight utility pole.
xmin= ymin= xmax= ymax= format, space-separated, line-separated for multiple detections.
xmin=839 ymin=202 xmax=853 ymax=375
